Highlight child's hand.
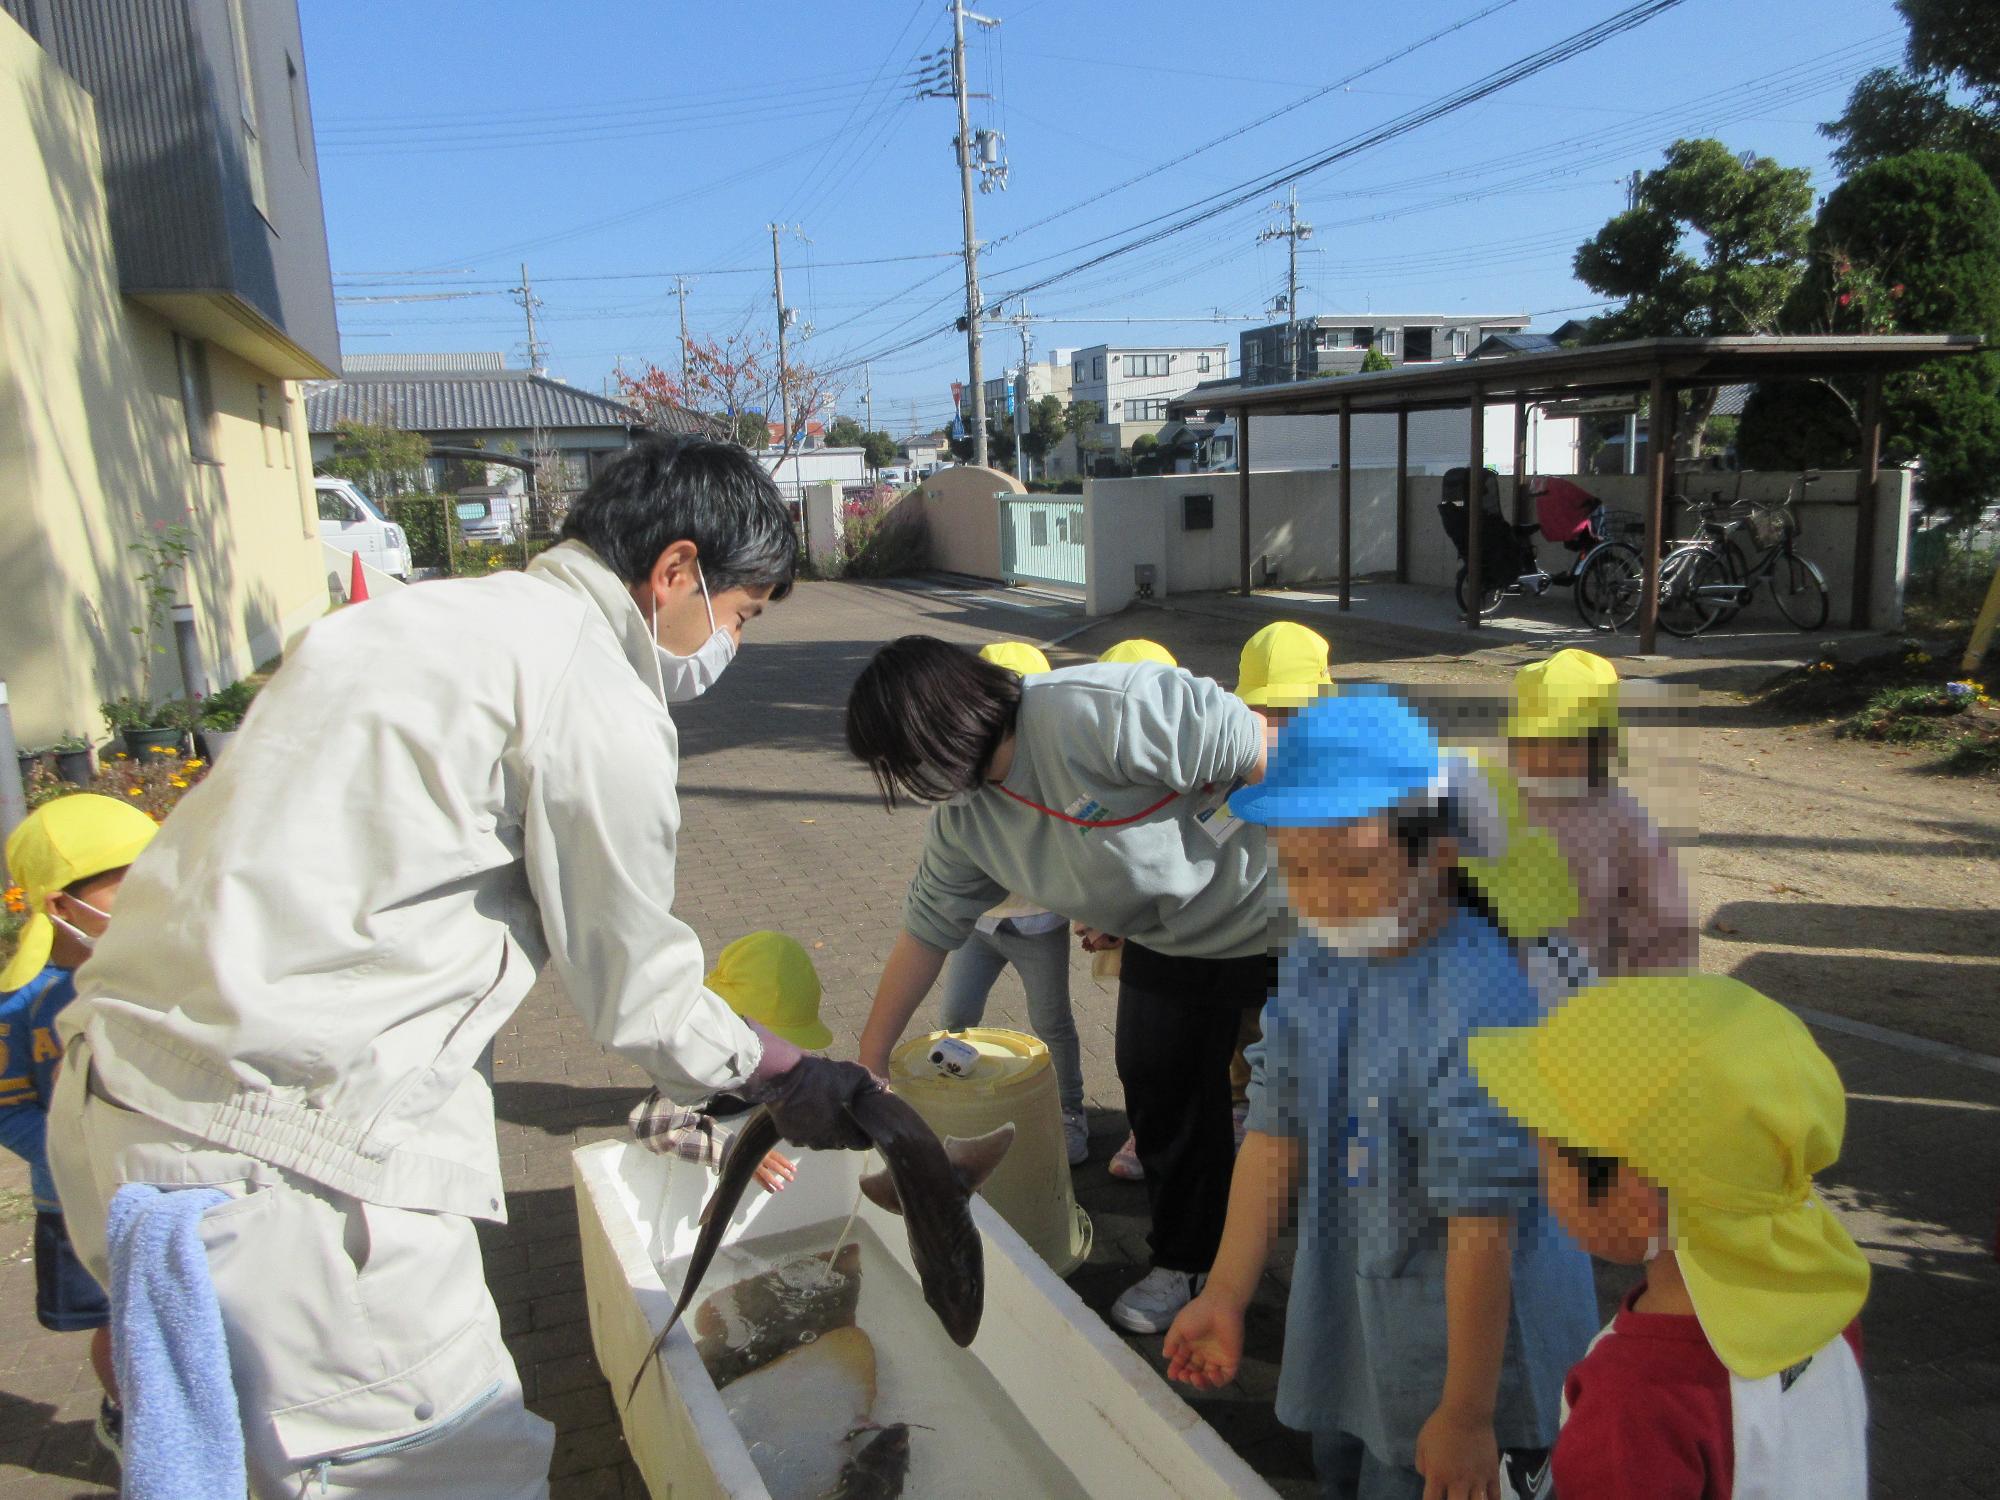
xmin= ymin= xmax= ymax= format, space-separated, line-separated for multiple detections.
xmin=1162 ymin=1293 xmax=1242 ymax=1390
xmin=1072 ymin=923 xmax=1122 ymax=954
xmin=753 ymin=1149 xmax=797 ymax=1194
xmin=1414 ymin=1403 xmax=1500 ymax=1500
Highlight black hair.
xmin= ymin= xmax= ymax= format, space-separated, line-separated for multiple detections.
xmin=63 ymin=865 xmax=129 ymax=897
xmin=1585 ymin=727 xmax=1615 ymax=788
xmin=559 ymin=434 xmax=797 ymax=598
xmin=846 ymin=636 xmax=1023 ymax=809
xmin=1553 ymin=1141 xmax=1623 ymax=1205
xmin=1391 ymin=795 xmax=1507 ymax=934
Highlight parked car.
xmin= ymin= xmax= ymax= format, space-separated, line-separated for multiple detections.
xmin=452 ymin=487 xmax=519 ymax=546
xmin=314 ymin=476 xmax=412 ymax=580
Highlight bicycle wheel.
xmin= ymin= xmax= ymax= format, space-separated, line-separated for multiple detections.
xmin=1456 ymin=565 xmax=1506 ymax=619
xmin=1656 ymin=546 xmax=1731 ymax=638
xmin=1773 ymin=551 xmax=1830 ymax=630
xmin=1574 ymin=542 xmax=1643 ymax=632
xmin=1711 ymin=538 xmax=1751 ymax=625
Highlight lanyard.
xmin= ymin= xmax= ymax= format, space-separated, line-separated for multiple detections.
xmin=992 ymin=783 xmax=1186 ymax=827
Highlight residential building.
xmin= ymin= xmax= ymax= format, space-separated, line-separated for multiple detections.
xmin=960 ymin=350 xmax=1075 ymax=433
xmin=762 ymin=448 xmax=868 ymax=522
xmin=0 ymin=0 xmax=339 ymax=749
xmin=902 ymin=434 xmax=945 ymax=471
xmin=1240 ymin=313 xmax=1532 ymax=385
xmin=306 ymin=355 xmax=685 ymax=499
xmin=1049 ymin=342 xmax=1227 ymax=477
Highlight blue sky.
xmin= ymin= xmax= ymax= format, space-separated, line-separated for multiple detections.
xmin=304 ymin=0 xmax=1908 ymax=434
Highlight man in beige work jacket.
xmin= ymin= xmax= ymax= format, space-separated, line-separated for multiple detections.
xmin=47 ymin=436 xmax=880 ymax=1498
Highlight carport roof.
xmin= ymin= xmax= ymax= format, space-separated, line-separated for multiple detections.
xmin=1170 ymin=334 xmax=1986 ymax=419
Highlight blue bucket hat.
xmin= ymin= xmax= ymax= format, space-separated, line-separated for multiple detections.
xmin=1230 ymin=688 xmax=1441 ymax=828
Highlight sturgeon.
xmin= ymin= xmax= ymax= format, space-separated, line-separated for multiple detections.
xmin=827 ymin=1423 xmax=914 ymax=1500
xmin=627 ymin=1089 xmax=1001 ymax=1404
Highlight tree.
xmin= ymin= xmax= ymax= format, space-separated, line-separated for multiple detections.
xmin=1022 ymin=395 xmax=1068 ymax=467
xmin=861 ymin=430 xmax=901 ymax=472
xmin=1824 ymin=1 xmax=2000 ymax=185
xmin=1573 ymin=138 xmax=1814 ymax=452
xmin=1129 ymin=432 xmax=1163 ymax=475
xmin=614 ymin=330 xmax=837 ymax=456
xmin=321 ymin=421 xmax=430 ymax=497
xmin=1737 ymin=151 xmax=2000 ymax=523
xmin=825 ymin=415 xmax=868 ymax=449
xmin=1360 ymin=346 xmax=1394 ymax=373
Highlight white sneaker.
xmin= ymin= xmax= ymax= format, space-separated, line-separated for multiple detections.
xmin=1062 ymin=1108 xmax=1089 ymax=1166
xmin=1109 ymin=1267 xmax=1206 ymax=1334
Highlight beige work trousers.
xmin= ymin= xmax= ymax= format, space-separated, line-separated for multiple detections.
xmin=48 ymin=1044 xmax=554 ymax=1499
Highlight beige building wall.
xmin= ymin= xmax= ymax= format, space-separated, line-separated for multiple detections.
xmin=0 ymin=13 xmax=324 ymax=750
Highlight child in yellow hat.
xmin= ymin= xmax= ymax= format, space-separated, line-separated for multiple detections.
xmin=628 ymin=931 xmax=831 ymax=1192
xmin=0 ymin=794 xmax=158 ymax=1457
xmin=1469 ymin=974 xmax=1871 ymax=1499
xmin=1506 ymin=649 xmax=1694 ymax=977
xmin=937 ymin=643 xmax=1090 ymax=1169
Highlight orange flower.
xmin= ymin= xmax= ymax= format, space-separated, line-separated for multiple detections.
xmin=125 ymin=787 xmax=142 ymax=797
xmin=3 ymin=886 xmax=25 ymax=916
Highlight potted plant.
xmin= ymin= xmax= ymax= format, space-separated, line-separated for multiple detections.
xmin=102 ymin=695 xmax=186 ymax=757
xmin=52 ymin=734 xmax=94 ymax=786
xmin=196 ymin=679 xmax=258 ymax=759
xmin=15 ymin=745 xmax=44 ymax=785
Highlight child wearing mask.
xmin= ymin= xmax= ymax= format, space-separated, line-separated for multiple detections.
xmin=0 ymin=794 xmax=158 ymax=1462
xmin=1469 ymin=974 xmax=1870 ymax=1499
xmin=1164 ymin=691 xmax=1597 ymax=1500
xmin=1506 ymin=650 xmax=1694 ymax=976
xmin=628 ymin=930 xmax=832 ymax=1191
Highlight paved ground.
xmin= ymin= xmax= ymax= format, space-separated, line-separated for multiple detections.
xmin=0 ymin=574 xmax=1994 ymax=1498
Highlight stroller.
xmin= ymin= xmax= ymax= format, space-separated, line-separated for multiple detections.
xmin=1437 ymin=470 xmax=1645 ymax=628
xmin=1437 ymin=467 xmax=1541 ymax=618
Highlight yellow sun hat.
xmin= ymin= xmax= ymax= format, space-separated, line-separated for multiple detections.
xmin=1235 ymin=621 xmax=1332 ymax=709
xmin=977 ymin=641 xmax=1052 ymax=677
xmin=1097 ymin=639 xmax=1178 ymax=668
xmin=1505 ymin=648 xmax=1621 ymax=740
xmin=1 ymin=794 xmax=159 ymax=991
xmin=1468 ymin=974 xmax=1870 ymax=1380
xmin=705 ymin=931 xmax=831 ymax=1051
xmin=1454 ymin=752 xmax=1580 ymax=938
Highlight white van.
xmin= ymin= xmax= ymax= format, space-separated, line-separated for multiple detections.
xmin=452 ymin=486 xmax=519 ymax=546
xmin=314 ymin=476 xmax=412 ymax=580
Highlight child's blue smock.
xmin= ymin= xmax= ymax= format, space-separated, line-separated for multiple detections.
xmin=1244 ymin=909 xmax=1598 ymax=1464
xmin=0 ymin=965 xmax=75 ymax=1212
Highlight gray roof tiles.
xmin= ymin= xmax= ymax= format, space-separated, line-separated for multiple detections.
xmin=304 ymin=370 xmax=710 ymax=435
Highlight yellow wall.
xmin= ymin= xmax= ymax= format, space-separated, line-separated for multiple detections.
xmin=0 ymin=12 xmax=325 ymax=750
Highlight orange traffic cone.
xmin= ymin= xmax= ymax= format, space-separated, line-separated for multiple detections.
xmin=348 ymin=550 xmax=369 ymax=604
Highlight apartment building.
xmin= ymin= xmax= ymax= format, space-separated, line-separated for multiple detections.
xmin=0 ymin=0 xmax=340 ymax=748
xmin=1240 ymin=313 xmax=1532 ymax=385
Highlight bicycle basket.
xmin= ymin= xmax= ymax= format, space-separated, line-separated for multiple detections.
xmin=1749 ymin=504 xmax=1795 ymax=547
xmin=1602 ymin=508 xmax=1649 ymax=545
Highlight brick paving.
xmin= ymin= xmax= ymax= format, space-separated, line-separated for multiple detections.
xmin=0 ymin=576 xmax=1995 ymax=1497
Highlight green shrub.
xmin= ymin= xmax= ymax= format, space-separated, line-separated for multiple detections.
xmin=387 ymin=496 xmax=459 ymax=572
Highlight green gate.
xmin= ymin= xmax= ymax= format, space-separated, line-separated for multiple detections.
xmin=998 ymin=497 xmax=1086 ymax=589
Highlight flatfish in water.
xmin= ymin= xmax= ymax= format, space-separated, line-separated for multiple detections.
xmin=722 ymin=1325 xmax=877 ymax=1500
xmin=826 ymin=1423 xmax=914 ymax=1500
xmin=694 ymin=1243 xmax=862 ymax=1389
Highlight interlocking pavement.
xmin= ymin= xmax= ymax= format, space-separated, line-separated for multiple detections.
xmin=0 ymin=577 xmax=1993 ymax=1498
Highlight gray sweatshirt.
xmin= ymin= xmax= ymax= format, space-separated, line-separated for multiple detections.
xmin=903 ymin=662 xmax=1272 ymax=960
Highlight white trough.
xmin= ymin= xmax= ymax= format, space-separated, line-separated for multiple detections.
xmin=574 ymin=1138 xmax=1280 ymax=1500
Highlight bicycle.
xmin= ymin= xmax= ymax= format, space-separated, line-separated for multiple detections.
xmin=1655 ymin=472 xmax=1830 ymax=637
xmin=1437 ymin=471 xmax=1648 ymax=631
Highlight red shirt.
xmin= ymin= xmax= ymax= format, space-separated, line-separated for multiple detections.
xmin=1553 ymin=1286 xmax=1866 ymax=1500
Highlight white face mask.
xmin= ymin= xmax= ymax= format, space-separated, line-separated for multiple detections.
xmin=649 ymin=563 xmax=738 ymax=703
xmin=1515 ymin=774 xmax=1597 ymax=800
xmin=49 ymin=894 xmax=111 ymax=953
xmin=1303 ymin=910 xmax=1412 ymax=957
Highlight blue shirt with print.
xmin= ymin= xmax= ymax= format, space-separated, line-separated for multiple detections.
xmin=0 ymin=965 xmax=76 ymax=1212
xmin=1244 ymin=909 xmax=1598 ymax=1464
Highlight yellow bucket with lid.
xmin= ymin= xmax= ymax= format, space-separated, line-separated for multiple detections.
xmin=889 ymin=1028 xmax=1093 ymax=1276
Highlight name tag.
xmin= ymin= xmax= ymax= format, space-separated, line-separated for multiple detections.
xmin=1192 ymin=778 xmax=1247 ymax=845
xmin=1065 ymin=794 xmax=1106 ymax=834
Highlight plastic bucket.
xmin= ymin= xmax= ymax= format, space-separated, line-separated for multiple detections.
xmin=889 ymin=1027 xmax=1092 ymax=1276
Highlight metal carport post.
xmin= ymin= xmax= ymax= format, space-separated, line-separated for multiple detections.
xmin=1338 ymin=398 xmax=1352 ymax=610
xmin=1465 ymin=382 xmax=1484 ymax=629
xmin=1237 ymin=405 xmax=1252 ymax=596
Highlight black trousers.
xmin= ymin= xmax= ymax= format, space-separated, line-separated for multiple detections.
xmin=1114 ymin=941 xmax=1274 ymax=1273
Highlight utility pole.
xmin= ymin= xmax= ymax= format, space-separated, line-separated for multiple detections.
xmin=953 ymin=0 xmax=987 ymax=467
xmin=1626 ymin=169 xmax=1643 ymax=211
xmin=511 ymin=263 xmax=546 ymax=374
xmin=1257 ymin=188 xmax=1312 ymax=381
xmin=770 ymin=224 xmax=795 ymax=499
xmin=1012 ymin=304 xmax=1033 ymax=481
xmin=673 ymin=276 xmax=693 ymax=393
xmin=863 ymin=364 xmax=874 ymax=435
